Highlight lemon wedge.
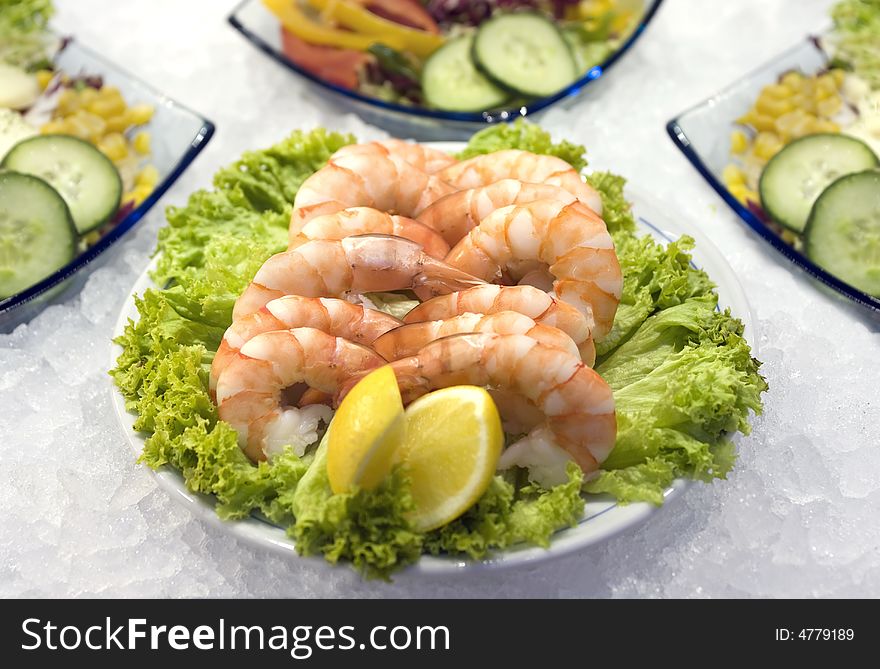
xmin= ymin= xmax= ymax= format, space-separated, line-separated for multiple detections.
xmin=401 ymin=386 xmax=503 ymax=531
xmin=327 ymin=365 xmax=404 ymax=494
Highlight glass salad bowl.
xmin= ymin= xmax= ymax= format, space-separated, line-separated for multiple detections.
xmin=0 ymin=39 xmax=214 ymax=332
xmin=228 ymin=0 xmax=664 ymax=141
xmin=667 ymin=37 xmax=880 ymax=316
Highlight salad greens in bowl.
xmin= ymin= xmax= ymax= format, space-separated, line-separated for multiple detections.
xmin=229 ymin=0 xmax=663 ymax=139
xmin=0 ymin=0 xmax=213 ymax=329
xmin=668 ymin=0 xmax=880 ymax=314
xmin=111 ymin=122 xmax=766 ymax=578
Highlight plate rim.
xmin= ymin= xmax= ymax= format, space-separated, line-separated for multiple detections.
xmin=109 ymin=145 xmax=757 ymax=576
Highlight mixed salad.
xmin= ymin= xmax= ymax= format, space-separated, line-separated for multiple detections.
xmin=722 ymin=0 xmax=880 ymax=298
xmin=112 ymin=121 xmax=766 ymax=578
xmin=0 ymin=0 xmax=156 ymax=301
xmin=262 ymin=0 xmax=647 ymax=111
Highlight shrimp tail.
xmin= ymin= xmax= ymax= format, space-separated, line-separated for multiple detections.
xmin=413 ymin=257 xmax=486 ymax=300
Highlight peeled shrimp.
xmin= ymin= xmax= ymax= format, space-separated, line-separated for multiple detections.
xmin=444 ymin=199 xmax=622 ymax=341
xmin=233 ymin=235 xmax=484 ymax=321
xmin=291 ymin=148 xmax=455 ymax=233
xmin=211 ymin=295 xmax=402 ymax=395
xmin=372 ymin=311 xmax=579 ymax=361
xmin=289 ymin=207 xmax=450 ymax=259
xmin=417 ymin=179 xmax=593 ymax=246
xmin=403 ymin=284 xmax=595 ymax=365
xmin=215 ymin=327 xmax=385 ymax=462
xmin=437 ymin=150 xmax=602 ymax=212
xmin=331 ymin=139 xmax=457 ymax=174
xmin=376 ymin=333 xmax=616 ymax=475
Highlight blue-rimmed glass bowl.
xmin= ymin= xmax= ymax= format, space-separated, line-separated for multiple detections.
xmin=667 ymin=37 xmax=880 ymax=316
xmin=0 ymin=39 xmax=215 ymax=332
xmin=228 ymin=0 xmax=663 ymax=140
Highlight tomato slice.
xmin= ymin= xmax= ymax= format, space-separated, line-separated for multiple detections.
xmin=364 ymin=0 xmax=440 ymax=34
xmin=280 ymin=29 xmax=370 ymax=89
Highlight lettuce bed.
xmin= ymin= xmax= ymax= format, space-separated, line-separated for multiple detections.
xmin=112 ymin=122 xmax=767 ymax=578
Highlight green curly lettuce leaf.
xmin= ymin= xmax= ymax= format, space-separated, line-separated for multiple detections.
xmin=585 ymin=171 xmax=637 ymax=235
xmin=830 ymin=0 xmax=880 ymax=89
xmin=155 ymin=128 xmax=354 ymax=287
xmin=424 ymin=465 xmax=584 ymax=559
xmin=0 ymin=0 xmax=54 ymax=70
xmin=586 ymin=299 xmax=767 ymax=503
xmin=456 ymin=118 xmax=589 ymax=172
xmin=291 ymin=436 xmax=423 ymax=580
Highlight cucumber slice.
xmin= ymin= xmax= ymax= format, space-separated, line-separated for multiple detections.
xmin=473 ymin=13 xmax=578 ymax=97
xmin=1 ymin=134 xmax=122 ymax=234
xmin=0 ymin=171 xmax=77 ymax=299
xmin=804 ymin=170 xmax=880 ymax=297
xmin=759 ymin=133 xmax=879 ymax=233
xmin=422 ymin=35 xmax=509 ymax=112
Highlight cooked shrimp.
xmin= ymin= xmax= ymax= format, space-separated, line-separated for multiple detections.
xmin=402 ymin=284 xmax=595 ymax=365
xmin=444 ymin=199 xmax=621 ymax=340
xmin=417 ymin=179 xmax=592 ymax=246
xmin=372 ymin=311 xmax=579 ymax=361
xmin=233 ymin=235 xmax=484 ymax=321
xmin=374 ymin=333 xmax=616 ymax=475
xmin=289 ymin=207 xmax=450 ymax=259
xmin=291 ymin=149 xmax=455 ymax=233
xmin=211 ymin=296 xmax=402 ymax=395
xmin=331 ymin=139 xmax=457 ymax=174
xmin=215 ymin=327 xmax=385 ymax=462
xmin=437 ymin=150 xmax=602 ymax=212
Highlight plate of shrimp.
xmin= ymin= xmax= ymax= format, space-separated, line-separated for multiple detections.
xmin=111 ymin=138 xmax=756 ymax=575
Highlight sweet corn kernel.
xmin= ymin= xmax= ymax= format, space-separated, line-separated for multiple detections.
xmin=753 ymin=131 xmax=783 ymax=161
xmin=40 ymin=120 xmax=66 ymax=134
xmin=132 ymin=131 xmax=151 ymax=155
xmin=104 ymin=114 xmax=130 ymax=133
xmin=750 ymin=113 xmax=776 ymax=132
xmin=780 ymin=229 xmax=799 ymax=245
xmin=831 ymin=69 xmax=846 ymax=87
xmin=780 ymin=71 xmax=804 ymax=90
xmin=36 ymin=69 xmax=53 ymax=91
xmin=82 ymin=230 xmax=102 ymax=246
xmin=730 ymin=130 xmax=748 ymax=154
xmin=61 ymin=115 xmax=93 ymax=140
xmin=56 ymin=88 xmax=79 ymax=115
xmin=127 ymin=103 xmax=154 ymax=126
xmin=756 ymin=94 xmax=794 ymax=117
xmin=812 ymin=119 xmax=841 ymax=133
xmin=762 ymin=83 xmax=791 ymax=99
xmin=98 ymin=132 xmax=128 ymax=162
xmin=87 ymin=94 xmax=126 ymax=118
xmin=817 ymin=95 xmax=842 ymax=117
xmin=789 ymin=93 xmax=815 ymax=113
xmin=135 ymin=165 xmax=159 ymax=188
xmin=77 ymin=88 xmax=99 ymax=107
xmin=73 ymin=110 xmax=107 ymax=141
xmin=774 ymin=109 xmax=808 ymax=140
xmin=132 ymin=185 xmax=153 ymax=206
xmin=722 ymin=164 xmax=746 ymax=186
xmin=728 ymin=183 xmax=757 ymax=204
xmin=814 ymin=74 xmax=839 ymax=99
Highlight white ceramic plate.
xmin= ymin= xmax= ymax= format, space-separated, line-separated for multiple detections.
xmin=110 ymin=143 xmax=756 ymax=575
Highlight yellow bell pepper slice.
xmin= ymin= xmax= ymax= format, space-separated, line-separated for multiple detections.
xmin=262 ymin=0 xmax=407 ymax=52
xmin=305 ymin=0 xmax=445 ymax=57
